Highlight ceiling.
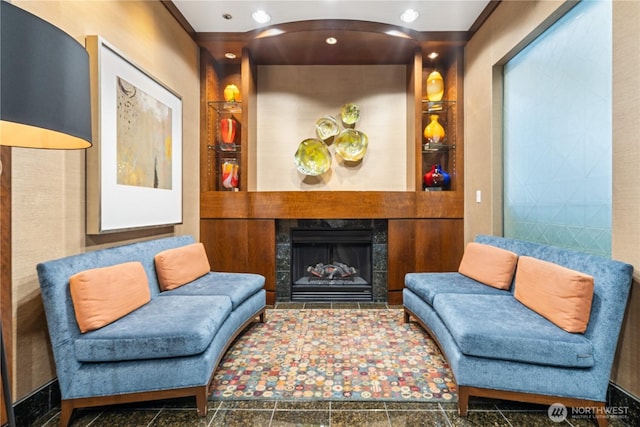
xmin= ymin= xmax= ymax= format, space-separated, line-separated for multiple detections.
xmin=172 ymin=1 xmax=492 ymax=33
xmin=168 ymin=1 xmax=497 ymax=65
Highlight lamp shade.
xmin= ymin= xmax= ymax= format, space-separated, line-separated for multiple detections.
xmin=0 ymin=1 xmax=92 ymax=149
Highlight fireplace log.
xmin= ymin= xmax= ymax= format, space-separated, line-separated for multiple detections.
xmin=307 ymin=262 xmax=357 ymax=279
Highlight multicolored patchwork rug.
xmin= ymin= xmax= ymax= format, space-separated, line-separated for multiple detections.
xmin=210 ymin=309 xmax=457 ymax=402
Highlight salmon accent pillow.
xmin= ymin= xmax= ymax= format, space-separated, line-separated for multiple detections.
xmin=514 ymin=256 xmax=594 ymax=333
xmin=69 ymin=262 xmax=151 ymax=333
xmin=154 ymin=243 xmax=211 ymax=291
xmin=458 ymin=242 xmax=518 ymax=290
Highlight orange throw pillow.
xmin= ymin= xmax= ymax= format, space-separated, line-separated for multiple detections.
xmin=69 ymin=262 xmax=151 ymax=333
xmin=458 ymin=242 xmax=518 ymax=290
xmin=154 ymin=242 xmax=211 ymax=291
xmin=514 ymin=256 xmax=594 ymax=333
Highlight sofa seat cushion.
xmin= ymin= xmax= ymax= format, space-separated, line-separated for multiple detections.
xmin=74 ymin=295 xmax=232 ymax=362
xmin=432 ymin=294 xmax=594 ymax=368
xmin=161 ymin=272 xmax=265 ymax=309
xmin=405 ymin=272 xmax=510 ymax=306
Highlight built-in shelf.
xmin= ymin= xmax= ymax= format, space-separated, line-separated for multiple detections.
xmin=208 ymin=143 xmax=241 ymax=153
xmin=421 ymin=100 xmax=456 ymax=113
xmin=423 ymin=143 xmax=456 ymax=153
xmin=206 ymin=100 xmax=242 ymax=191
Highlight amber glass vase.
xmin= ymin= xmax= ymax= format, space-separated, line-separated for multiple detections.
xmin=426 ymin=70 xmax=444 ymax=101
xmin=423 ymin=114 xmax=445 ymax=144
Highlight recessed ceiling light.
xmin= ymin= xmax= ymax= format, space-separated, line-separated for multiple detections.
xmin=428 ymin=52 xmax=439 ymax=60
xmin=222 ymin=13 xmax=232 ymax=20
xmin=400 ymin=9 xmax=419 ymax=23
xmin=251 ymin=10 xmax=271 ymax=24
xmin=326 ymin=37 xmax=338 ymax=45
xmin=224 ymin=52 xmax=237 ymax=59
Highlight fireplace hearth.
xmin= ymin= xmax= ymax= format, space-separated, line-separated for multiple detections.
xmin=291 ymin=228 xmax=373 ymax=302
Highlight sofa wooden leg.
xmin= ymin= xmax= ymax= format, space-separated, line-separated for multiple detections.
xmin=457 ymin=386 xmax=470 ymax=416
xmin=593 ymin=402 xmax=608 ymax=427
xmin=403 ymin=309 xmax=410 ymax=323
xmin=59 ymin=400 xmax=74 ymax=427
xmin=258 ymin=310 xmax=265 ymax=323
xmin=595 ymin=414 xmax=608 ymax=427
xmin=195 ymin=387 xmax=208 ymax=417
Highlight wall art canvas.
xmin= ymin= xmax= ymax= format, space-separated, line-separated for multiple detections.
xmin=86 ymin=36 xmax=182 ymax=234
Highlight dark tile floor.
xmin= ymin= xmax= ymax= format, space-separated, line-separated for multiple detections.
xmin=31 ymin=303 xmax=632 ymax=426
xmin=34 ymin=398 xmax=629 ymax=426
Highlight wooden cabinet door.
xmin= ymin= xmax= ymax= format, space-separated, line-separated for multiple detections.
xmin=387 ymin=219 xmax=463 ymax=304
xmin=201 ymin=219 xmax=276 ymax=304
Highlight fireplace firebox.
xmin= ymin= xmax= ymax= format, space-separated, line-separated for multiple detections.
xmin=291 ymin=228 xmax=373 ymax=301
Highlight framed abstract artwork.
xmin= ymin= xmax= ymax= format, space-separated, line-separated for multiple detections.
xmin=85 ymin=36 xmax=182 ymax=234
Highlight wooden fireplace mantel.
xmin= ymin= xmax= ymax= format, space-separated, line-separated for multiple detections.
xmin=200 ymin=190 xmax=463 ymax=220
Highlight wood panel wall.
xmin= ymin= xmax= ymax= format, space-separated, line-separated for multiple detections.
xmin=200 ymin=218 xmax=464 ymax=306
xmin=388 ymin=219 xmax=464 ymax=304
xmin=201 ymin=220 xmax=276 ymax=304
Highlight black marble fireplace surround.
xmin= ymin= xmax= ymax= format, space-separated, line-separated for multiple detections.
xmin=276 ymin=219 xmax=388 ymax=302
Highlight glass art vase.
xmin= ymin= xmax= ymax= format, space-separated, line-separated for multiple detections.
xmin=424 ymin=164 xmax=451 ymax=189
xmin=221 ymin=158 xmax=239 ymax=190
xmin=223 ymin=84 xmax=240 ymax=102
xmin=220 ymin=117 xmax=237 ymax=144
xmin=426 ymin=70 xmax=444 ymax=102
xmin=424 ymin=114 xmax=445 ymax=144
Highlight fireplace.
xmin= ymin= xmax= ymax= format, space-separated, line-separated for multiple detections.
xmin=275 ymin=219 xmax=387 ymax=302
xmin=290 ymin=228 xmax=373 ymax=302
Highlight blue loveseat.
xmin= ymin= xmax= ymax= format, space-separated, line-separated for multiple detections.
xmin=37 ymin=235 xmax=266 ymax=427
xmin=403 ymin=235 xmax=633 ymax=427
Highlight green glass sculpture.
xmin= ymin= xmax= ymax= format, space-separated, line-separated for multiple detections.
xmin=294 ymin=138 xmax=332 ymax=176
xmin=315 ymin=115 xmax=340 ymax=140
xmin=340 ymin=103 xmax=360 ymax=125
xmin=334 ymin=129 xmax=368 ymax=161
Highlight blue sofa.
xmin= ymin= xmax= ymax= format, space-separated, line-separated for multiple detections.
xmin=37 ymin=235 xmax=266 ymax=427
xmin=403 ymin=235 xmax=633 ymax=427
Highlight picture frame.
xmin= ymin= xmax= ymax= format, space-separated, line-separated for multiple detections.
xmin=85 ymin=36 xmax=183 ymax=234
